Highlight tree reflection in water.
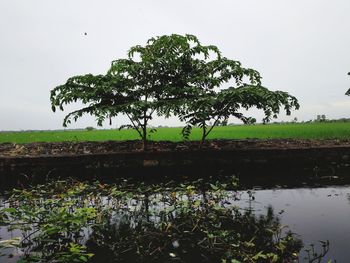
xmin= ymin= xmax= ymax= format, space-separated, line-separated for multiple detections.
xmin=0 ymin=178 xmax=329 ymax=262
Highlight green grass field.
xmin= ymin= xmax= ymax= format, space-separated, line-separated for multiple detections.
xmin=1 ymin=122 xmax=350 ymax=144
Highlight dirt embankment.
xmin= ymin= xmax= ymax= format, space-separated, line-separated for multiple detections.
xmin=0 ymin=139 xmax=349 ymax=157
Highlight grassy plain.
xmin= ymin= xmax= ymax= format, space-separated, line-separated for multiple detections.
xmin=1 ymin=122 xmax=350 ymax=144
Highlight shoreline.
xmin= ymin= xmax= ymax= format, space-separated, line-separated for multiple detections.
xmin=1 ymin=138 xmax=350 ymax=157
xmin=0 ymin=139 xmax=350 ymax=189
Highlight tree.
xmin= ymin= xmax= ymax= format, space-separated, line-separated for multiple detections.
xmin=346 ymin=72 xmax=350 ymax=95
xmin=51 ymin=34 xmax=299 ymax=149
xmin=179 ymin=57 xmax=299 ymax=145
xmin=51 ymin=34 xmax=220 ymax=150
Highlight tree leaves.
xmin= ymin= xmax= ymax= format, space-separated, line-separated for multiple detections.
xmin=179 ymin=69 xmax=299 ymax=144
xmin=50 ymin=34 xmax=299 ymax=148
xmin=181 ymin=124 xmax=192 ymax=140
xmin=50 ymin=34 xmax=225 ymax=150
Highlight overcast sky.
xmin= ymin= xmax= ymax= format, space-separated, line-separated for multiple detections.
xmin=1 ymin=0 xmax=350 ymax=131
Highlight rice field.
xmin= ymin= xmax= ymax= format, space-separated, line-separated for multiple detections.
xmin=1 ymin=122 xmax=350 ymax=144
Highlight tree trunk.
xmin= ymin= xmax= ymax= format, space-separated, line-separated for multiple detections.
xmin=142 ymin=131 xmax=147 ymax=151
xmin=200 ymin=122 xmax=206 ymax=148
xmin=142 ymin=109 xmax=148 ymax=151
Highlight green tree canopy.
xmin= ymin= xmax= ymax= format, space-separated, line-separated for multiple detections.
xmin=51 ymin=34 xmax=219 ymax=149
xmin=346 ymin=72 xmax=350 ymax=95
xmin=51 ymin=34 xmax=299 ymax=149
xmin=178 ymin=57 xmax=299 ymax=145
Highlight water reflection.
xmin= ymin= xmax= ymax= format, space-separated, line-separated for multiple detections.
xmin=85 ymin=205 xmax=301 ymax=263
xmin=1 ymin=180 xmax=347 ymax=262
xmin=236 ymin=186 xmax=350 ymax=262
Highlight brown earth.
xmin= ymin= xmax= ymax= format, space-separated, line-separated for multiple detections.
xmin=0 ymin=139 xmax=349 ymax=157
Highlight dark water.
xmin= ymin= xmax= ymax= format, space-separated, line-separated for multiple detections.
xmin=1 ymin=185 xmax=350 ymax=262
xmin=236 ymin=186 xmax=350 ymax=262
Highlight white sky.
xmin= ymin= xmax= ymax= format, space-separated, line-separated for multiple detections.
xmin=1 ymin=0 xmax=350 ymax=131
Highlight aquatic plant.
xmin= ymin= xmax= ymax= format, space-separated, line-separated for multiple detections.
xmin=0 ymin=178 xmax=303 ymax=262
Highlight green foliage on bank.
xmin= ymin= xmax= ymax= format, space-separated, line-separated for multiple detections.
xmin=1 ymin=122 xmax=350 ymax=144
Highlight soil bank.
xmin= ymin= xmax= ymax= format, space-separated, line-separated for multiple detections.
xmin=0 ymin=139 xmax=350 ymax=188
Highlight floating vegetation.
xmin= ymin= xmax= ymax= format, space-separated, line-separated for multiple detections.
xmin=0 ymin=178 xmax=314 ymax=262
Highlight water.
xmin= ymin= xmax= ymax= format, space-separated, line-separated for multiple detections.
xmin=1 ymin=184 xmax=350 ymax=262
xmin=236 ymin=186 xmax=350 ymax=262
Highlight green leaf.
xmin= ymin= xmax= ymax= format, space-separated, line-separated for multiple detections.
xmin=252 ymin=251 xmax=267 ymax=260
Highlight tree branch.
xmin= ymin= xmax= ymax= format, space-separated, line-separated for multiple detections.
xmin=125 ymin=112 xmax=143 ymax=139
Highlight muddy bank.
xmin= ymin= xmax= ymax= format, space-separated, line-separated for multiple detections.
xmin=1 ymin=139 xmax=350 ymax=157
xmin=0 ymin=139 xmax=350 ymax=189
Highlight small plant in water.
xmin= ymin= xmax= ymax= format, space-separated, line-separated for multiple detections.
xmin=0 ymin=177 xmax=323 ymax=262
